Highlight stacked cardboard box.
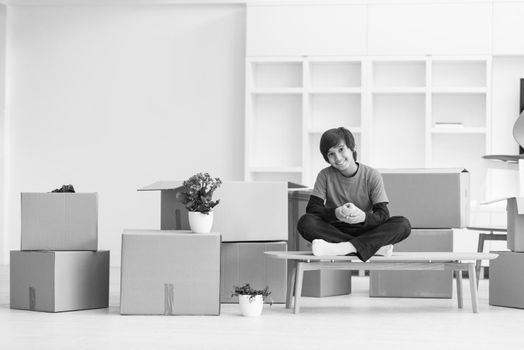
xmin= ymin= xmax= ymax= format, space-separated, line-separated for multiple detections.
xmin=489 ymin=198 xmax=524 ymax=308
xmin=370 ymin=169 xmax=470 ymax=298
xmin=10 ymin=193 xmax=109 ymax=312
xmin=138 ymin=181 xmax=289 ymax=304
xmin=120 ymin=230 xmax=221 ymax=315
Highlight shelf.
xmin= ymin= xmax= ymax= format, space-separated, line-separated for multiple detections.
xmin=308 ymin=127 xmax=362 ymax=134
xmin=249 ymin=167 xmax=303 ymax=173
xmin=310 ymin=61 xmax=361 ymax=88
xmin=309 ymin=93 xmax=361 ymax=131
xmin=251 ymin=88 xmax=303 ymax=94
xmin=371 ymin=87 xmax=426 ymax=94
xmin=432 ymin=60 xmax=487 ymax=88
xmin=252 ymin=62 xmax=302 ymax=89
xmin=432 ymin=87 xmax=487 ymax=94
xmin=372 ymin=61 xmax=426 ymax=88
xmin=431 ymin=127 xmax=487 ymax=134
xmin=308 ymin=88 xmax=362 ymax=94
xmin=251 ymin=94 xmax=302 ymax=168
xmin=371 ymin=94 xmax=425 ymax=168
xmin=432 ymin=93 xmax=487 ymax=128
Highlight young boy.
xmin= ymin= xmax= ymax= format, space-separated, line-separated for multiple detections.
xmin=297 ymin=127 xmax=411 ymax=262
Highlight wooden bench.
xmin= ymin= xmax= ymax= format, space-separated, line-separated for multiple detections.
xmin=265 ymin=251 xmax=498 ymax=314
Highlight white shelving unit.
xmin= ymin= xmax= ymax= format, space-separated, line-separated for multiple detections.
xmin=245 ymin=57 xmax=365 ymax=185
xmin=428 ymin=57 xmax=491 ymax=213
xmin=245 ymin=56 xmax=491 ymax=215
xmin=368 ymin=57 xmax=427 ymax=169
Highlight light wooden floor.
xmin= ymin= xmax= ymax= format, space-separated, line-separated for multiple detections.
xmin=1 ymin=266 xmax=522 ymax=350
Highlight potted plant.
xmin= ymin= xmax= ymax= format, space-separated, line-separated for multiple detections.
xmin=176 ymin=172 xmax=222 ymax=233
xmin=232 ymin=283 xmax=273 ymax=317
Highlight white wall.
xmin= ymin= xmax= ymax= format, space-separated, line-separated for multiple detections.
xmin=4 ymin=4 xmax=246 ymax=265
xmin=0 ymin=5 xmax=5 ymax=267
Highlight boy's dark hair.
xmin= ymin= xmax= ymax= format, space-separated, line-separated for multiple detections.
xmin=319 ymin=127 xmax=357 ymax=162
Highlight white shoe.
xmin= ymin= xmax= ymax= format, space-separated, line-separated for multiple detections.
xmin=375 ymin=244 xmax=393 ymax=257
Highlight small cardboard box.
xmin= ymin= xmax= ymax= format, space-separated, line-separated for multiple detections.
xmin=220 ymin=241 xmax=287 ymax=303
xmin=380 ymin=169 xmax=470 ymax=229
xmin=21 ymin=193 xmax=98 ymax=250
xmin=139 ymin=181 xmax=288 ymax=242
xmin=370 ymin=229 xmax=453 ymax=298
xmin=489 ymin=251 xmax=524 ymax=309
xmin=120 ymin=230 xmax=221 ymax=315
xmin=506 ymin=197 xmax=524 ymax=252
xmin=298 ymin=236 xmax=352 ymax=297
xmin=10 ymin=250 xmax=109 ymax=312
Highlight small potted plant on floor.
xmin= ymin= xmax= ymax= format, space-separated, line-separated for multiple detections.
xmin=232 ymin=283 xmax=273 ymax=317
xmin=176 ymin=172 xmax=222 ymax=233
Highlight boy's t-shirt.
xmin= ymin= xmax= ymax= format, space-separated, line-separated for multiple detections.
xmin=311 ymin=163 xmax=389 ymax=212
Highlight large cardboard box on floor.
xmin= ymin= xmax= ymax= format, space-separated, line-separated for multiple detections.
xmin=370 ymin=229 xmax=453 ymax=298
xmin=505 ymin=197 xmax=524 ymax=252
xmin=380 ymin=169 xmax=469 ymax=229
xmin=10 ymin=250 xmax=109 ymax=312
xmin=21 ymin=192 xmax=98 ymax=250
xmin=138 ymin=181 xmax=287 ymax=242
xmin=489 ymin=251 xmax=524 ymax=309
xmin=120 ymin=230 xmax=221 ymax=315
xmin=221 ymin=241 xmax=287 ymax=303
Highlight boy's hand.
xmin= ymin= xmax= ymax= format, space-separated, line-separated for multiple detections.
xmin=344 ymin=203 xmax=366 ymax=224
xmin=335 ymin=205 xmax=350 ymax=222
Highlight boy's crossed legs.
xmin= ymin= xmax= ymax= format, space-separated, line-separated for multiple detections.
xmin=297 ymin=214 xmax=411 ymax=262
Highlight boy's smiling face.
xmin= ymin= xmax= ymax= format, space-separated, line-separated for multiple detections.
xmin=327 ymin=141 xmax=357 ymax=176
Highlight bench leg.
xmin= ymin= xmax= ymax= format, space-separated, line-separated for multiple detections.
xmin=294 ymin=262 xmax=305 ymax=314
xmin=468 ymin=263 xmax=479 ymax=313
xmin=455 ymin=270 xmax=463 ymax=309
xmin=286 ymin=262 xmax=297 ymax=309
xmin=476 ymin=233 xmax=486 ymax=288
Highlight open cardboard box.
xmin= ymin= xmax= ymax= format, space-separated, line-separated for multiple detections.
xmin=139 ymin=181 xmax=304 ymax=242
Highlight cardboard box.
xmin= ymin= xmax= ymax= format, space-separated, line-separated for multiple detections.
xmin=10 ymin=251 xmax=109 ymax=312
xmin=380 ymin=169 xmax=469 ymax=229
xmin=489 ymin=251 xmax=524 ymax=309
xmin=288 ymin=188 xmax=312 ymax=250
xmin=120 ymin=230 xmax=221 ymax=315
xmin=370 ymin=229 xmax=453 ymax=298
xmin=138 ymin=181 xmax=288 ymax=242
xmin=21 ymin=193 xmax=98 ymax=250
xmin=220 ymin=241 xmax=287 ymax=303
xmin=288 ymin=189 xmax=352 ymax=297
xmin=297 ymin=236 xmax=352 ymax=297
xmin=506 ymin=197 xmax=524 ymax=252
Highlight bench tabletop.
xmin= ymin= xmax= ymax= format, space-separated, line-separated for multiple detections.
xmin=265 ymin=251 xmax=498 ymax=262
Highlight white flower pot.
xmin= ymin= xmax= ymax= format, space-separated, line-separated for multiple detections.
xmin=188 ymin=211 xmax=214 ymax=233
xmin=238 ymin=295 xmax=263 ymax=317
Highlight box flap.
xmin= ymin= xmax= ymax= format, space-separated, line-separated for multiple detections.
xmin=138 ymin=181 xmax=184 ymax=191
xmin=288 ymin=181 xmax=308 ymax=189
xmin=486 ymin=197 xmax=524 ymax=214
xmin=287 ymin=182 xmax=312 ymax=192
xmin=379 ymin=168 xmax=468 ymax=174
xmin=140 ymin=180 xmax=311 ymax=192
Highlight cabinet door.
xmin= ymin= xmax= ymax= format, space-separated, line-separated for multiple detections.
xmin=247 ymin=4 xmax=366 ymax=56
xmin=493 ymin=2 xmax=524 ymax=55
xmin=368 ymin=3 xmax=492 ymax=55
